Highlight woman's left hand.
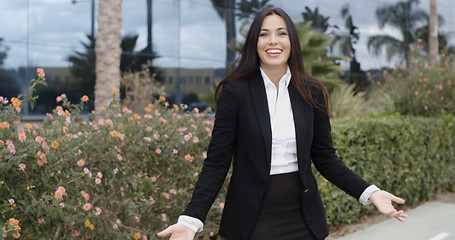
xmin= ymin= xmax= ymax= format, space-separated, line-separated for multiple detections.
xmin=369 ymin=190 xmax=409 ymax=222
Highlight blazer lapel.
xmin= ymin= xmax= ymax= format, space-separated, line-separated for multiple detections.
xmin=249 ymin=71 xmax=272 ymax=167
xmin=288 ymin=82 xmax=309 ymax=169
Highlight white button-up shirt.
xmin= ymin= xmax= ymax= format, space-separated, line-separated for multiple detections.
xmin=260 ymin=66 xmax=299 ymax=175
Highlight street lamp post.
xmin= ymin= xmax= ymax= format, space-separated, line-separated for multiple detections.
xmin=72 ymin=0 xmax=95 ymax=39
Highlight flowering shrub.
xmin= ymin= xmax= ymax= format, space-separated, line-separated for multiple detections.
xmin=0 ymin=70 xmax=225 ymax=239
xmin=1 ymin=69 xmax=454 ymax=239
xmin=381 ymin=43 xmax=455 ymax=116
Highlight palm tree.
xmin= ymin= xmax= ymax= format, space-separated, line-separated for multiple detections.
xmin=301 ymin=7 xmax=334 ymax=33
xmin=367 ymin=0 xmax=428 ymax=67
xmin=429 ymin=0 xmax=438 ymax=55
xmin=210 ymin=0 xmax=237 ymax=70
xmin=236 ymin=0 xmax=270 ymax=20
xmin=94 ymin=0 xmax=123 ymax=115
xmin=333 ymin=5 xmax=369 ymax=91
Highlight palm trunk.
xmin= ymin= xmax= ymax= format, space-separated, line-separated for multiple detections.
xmin=95 ymin=0 xmax=123 ymax=115
xmin=429 ymin=0 xmax=438 ymax=55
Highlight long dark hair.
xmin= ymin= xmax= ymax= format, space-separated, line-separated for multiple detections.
xmin=214 ymin=7 xmax=328 ymax=108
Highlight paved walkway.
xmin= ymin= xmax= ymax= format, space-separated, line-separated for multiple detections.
xmin=335 ymin=193 xmax=455 ymax=240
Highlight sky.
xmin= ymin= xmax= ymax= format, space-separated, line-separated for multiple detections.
xmin=0 ymin=0 xmax=454 ymax=72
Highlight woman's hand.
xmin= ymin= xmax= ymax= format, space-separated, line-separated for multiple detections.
xmin=369 ymin=190 xmax=409 ymax=222
xmin=157 ymin=223 xmax=196 ymax=240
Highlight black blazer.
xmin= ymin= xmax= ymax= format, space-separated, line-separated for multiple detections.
xmin=182 ymin=71 xmax=370 ymax=240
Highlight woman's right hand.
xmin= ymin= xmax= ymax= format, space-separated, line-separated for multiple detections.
xmin=157 ymin=223 xmax=196 ymax=240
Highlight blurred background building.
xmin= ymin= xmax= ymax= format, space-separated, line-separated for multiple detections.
xmin=0 ymin=0 xmax=453 ymax=116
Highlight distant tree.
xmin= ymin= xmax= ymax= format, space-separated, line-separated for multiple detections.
xmin=0 ymin=37 xmax=8 ymax=66
xmin=367 ymin=0 xmax=428 ymax=67
xmin=210 ymin=0 xmax=237 ymax=70
xmin=333 ymin=5 xmax=370 ymax=91
xmin=301 ymin=7 xmax=335 ymax=33
xmin=236 ymin=0 xmax=271 ymax=21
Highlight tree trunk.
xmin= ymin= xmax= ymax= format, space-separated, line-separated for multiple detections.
xmin=95 ymin=0 xmax=123 ymax=115
xmin=225 ymin=0 xmax=236 ymax=71
xmin=429 ymin=0 xmax=438 ymax=55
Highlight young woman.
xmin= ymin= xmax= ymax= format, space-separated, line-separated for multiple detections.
xmin=158 ymin=7 xmax=408 ymax=240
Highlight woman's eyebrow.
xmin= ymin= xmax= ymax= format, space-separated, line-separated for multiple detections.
xmin=260 ymin=27 xmax=287 ymax=31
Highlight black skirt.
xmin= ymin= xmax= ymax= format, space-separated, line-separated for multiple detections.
xmin=249 ymin=172 xmax=319 ymax=240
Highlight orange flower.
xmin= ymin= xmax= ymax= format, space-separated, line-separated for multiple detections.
xmin=159 ymin=96 xmax=166 ymax=102
xmin=51 ymin=141 xmax=59 ymax=149
xmin=134 ymin=232 xmax=141 ymax=240
xmin=84 ymin=219 xmax=91 ymax=227
xmin=81 ymin=95 xmax=89 ymax=102
xmin=112 ymin=88 xmax=120 ymax=93
xmin=37 ymin=68 xmax=45 ymax=78
xmin=89 ymin=224 xmax=95 ymax=230
xmin=0 ymin=121 xmax=10 ymax=129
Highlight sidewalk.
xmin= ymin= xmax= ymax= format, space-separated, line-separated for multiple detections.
xmin=332 ymin=193 xmax=455 ymax=240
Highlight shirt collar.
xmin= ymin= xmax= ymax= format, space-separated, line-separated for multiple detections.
xmin=260 ymin=66 xmax=292 ymax=88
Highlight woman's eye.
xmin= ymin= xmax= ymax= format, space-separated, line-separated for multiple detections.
xmin=279 ymin=31 xmax=288 ymax=36
xmin=259 ymin=32 xmax=268 ymax=37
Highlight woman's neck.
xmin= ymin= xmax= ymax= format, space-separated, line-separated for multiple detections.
xmin=261 ymin=65 xmax=287 ymax=86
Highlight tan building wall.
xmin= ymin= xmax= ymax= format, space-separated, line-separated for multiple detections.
xmin=160 ymin=68 xmax=221 ymax=97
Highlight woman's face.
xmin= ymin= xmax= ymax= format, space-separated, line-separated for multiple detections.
xmin=257 ymin=14 xmax=291 ymax=71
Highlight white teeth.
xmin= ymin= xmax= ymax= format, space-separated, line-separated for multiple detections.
xmin=266 ymin=49 xmax=282 ymax=54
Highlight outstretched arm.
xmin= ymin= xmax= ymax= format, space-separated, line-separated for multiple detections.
xmin=369 ymin=190 xmax=409 ymax=222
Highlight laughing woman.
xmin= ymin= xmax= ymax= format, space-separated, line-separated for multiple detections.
xmin=158 ymin=7 xmax=407 ymax=240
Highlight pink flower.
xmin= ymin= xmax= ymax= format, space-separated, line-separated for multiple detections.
xmin=117 ymin=154 xmax=123 ymax=161
xmin=6 ymin=140 xmax=16 ymax=155
xmin=161 ymin=213 xmax=167 ymax=222
xmin=55 ymin=186 xmax=67 ymax=201
xmin=77 ymin=159 xmax=85 ymax=167
xmin=95 ymin=178 xmax=101 ymax=184
xmin=219 ymin=203 xmax=225 ymax=209
xmin=83 ymin=168 xmax=92 ymax=177
xmin=155 ymin=148 xmax=161 ymax=154
xmin=184 ymin=133 xmax=192 ymax=141
xmin=42 ymin=141 xmax=49 ymax=153
xmin=153 ymin=134 xmax=159 ymax=139
xmin=95 ymin=207 xmax=102 ymax=216
xmin=144 ymin=137 xmax=152 ymax=142
xmin=83 ymin=203 xmax=92 ymax=211
xmin=19 ymin=163 xmax=26 ymax=171
xmin=169 ymin=189 xmax=177 ymax=195
xmin=8 ymin=198 xmax=14 ymax=205
xmin=113 ymin=168 xmax=119 ymax=174
xmin=151 ymin=176 xmax=157 ymax=182
xmin=184 ymin=154 xmax=194 ymax=163
xmin=146 ymin=126 xmax=153 ymax=132
xmin=162 ymin=192 xmax=170 ymax=199
xmin=18 ymin=131 xmax=26 ymax=143
xmin=112 ymin=223 xmax=118 ymax=229
xmin=202 ymin=152 xmax=207 ymax=159
xmin=193 ymin=172 xmax=199 ymax=177
xmin=80 ymin=191 xmax=90 ymax=201
xmin=192 ymin=136 xmax=199 ymax=143
xmin=38 ymin=218 xmax=45 ymax=224
xmin=37 ymin=68 xmax=45 ymax=78
xmin=173 ymin=149 xmax=178 ymax=154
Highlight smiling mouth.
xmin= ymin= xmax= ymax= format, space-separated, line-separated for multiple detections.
xmin=266 ymin=49 xmax=282 ymax=54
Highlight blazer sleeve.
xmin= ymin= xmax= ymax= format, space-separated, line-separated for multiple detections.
xmin=182 ymin=80 xmax=238 ymax=222
xmin=310 ymin=89 xmax=370 ymax=200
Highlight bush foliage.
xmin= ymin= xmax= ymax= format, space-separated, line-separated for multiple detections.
xmin=382 ymin=44 xmax=455 ymax=116
xmin=1 ymin=73 xmax=454 ymax=239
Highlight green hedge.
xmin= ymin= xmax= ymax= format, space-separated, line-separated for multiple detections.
xmin=319 ymin=113 xmax=455 ymax=226
xmin=1 ymin=86 xmax=454 ymax=238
